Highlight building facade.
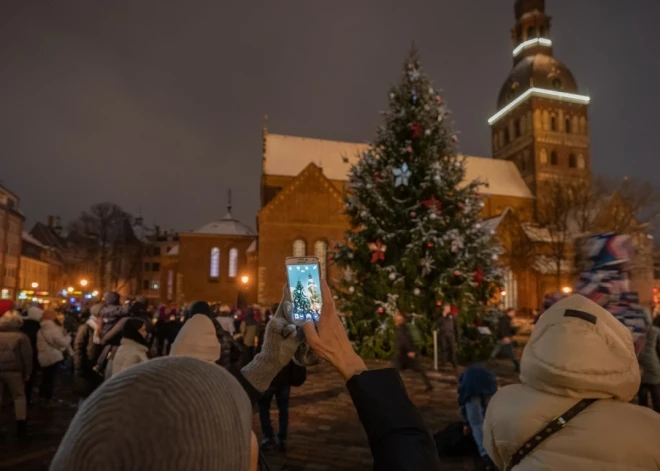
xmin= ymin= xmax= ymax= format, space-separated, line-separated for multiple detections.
xmin=0 ymin=186 xmax=24 ymax=300
xmin=138 ymin=231 xmax=179 ymax=303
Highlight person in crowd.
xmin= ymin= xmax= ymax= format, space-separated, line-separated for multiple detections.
xmin=164 ymin=304 xmax=181 ymax=355
xmin=392 ymin=311 xmax=433 ymax=392
xmin=21 ymin=305 xmax=43 ymax=406
xmin=458 ymin=365 xmax=498 ymax=471
xmin=52 ymin=280 xmax=441 ymax=471
xmin=0 ymin=302 xmax=32 ymax=438
xmin=240 ymin=308 xmax=259 ymax=361
xmin=484 ymin=295 xmax=660 ymax=470
xmin=154 ymin=305 xmax=168 ymax=355
xmin=638 ymin=314 xmax=660 ymax=412
xmin=129 ymin=296 xmax=155 ymax=348
xmin=437 ymin=304 xmax=459 ymax=373
xmin=94 ymin=292 xmax=129 ymax=373
xmin=217 ymin=304 xmax=236 ymax=335
xmin=37 ymin=310 xmax=73 ymax=404
xmin=531 ymin=308 xmax=541 ymax=325
xmin=108 ymin=318 xmax=149 ymax=378
xmin=171 ymin=302 xmax=221 ymax=364
xmin=258 ymin=360 xmax=305 ymax=453
xmin=488 ymin=307 xmax=519 ymax=372
xmin=72 ymin=303 xmax=103 ymax=400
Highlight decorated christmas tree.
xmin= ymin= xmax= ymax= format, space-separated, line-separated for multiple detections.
xmin=333 ymin=48 xmax=501 ymax=358
xmin=292 ymin=279 xmax=312 ymax=317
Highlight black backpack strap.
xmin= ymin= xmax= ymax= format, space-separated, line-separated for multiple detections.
xmin=506 ymin=398 xmax=596 ymax=471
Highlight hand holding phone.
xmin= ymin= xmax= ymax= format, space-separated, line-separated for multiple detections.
xmin=285 ymin=257 xmax=323 ymax=326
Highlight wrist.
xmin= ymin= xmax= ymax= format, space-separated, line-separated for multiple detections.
xmin=240 ymin=353 xmax=277 ymax=393
xmin=336 ymin=352 xmax=367 ymax=381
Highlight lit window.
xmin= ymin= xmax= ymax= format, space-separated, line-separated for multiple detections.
xmin=542 ymin=110 xmax=550 ymax=131
xmin=228 ymin=248 xmax=238 ymax=277
xmin=569 ymin=154 xmax=577 ymax=168
xmin=152 ymin=281 xmax=159 ymax=290
xmin=550 ymin=151 xmax=558 ymax=166
xmin=293 ymin=239 xmax=306 ymax=257
xmin=572 ymin=116 xmax=580 ymax=135
xmin=167 ymin=270 xmax=174 ymax=299
xmin=577 ymin=154 xmax=586 ymax=169
xmin=314 ymin=241 xmax=328 ymax=279
xmin=210 ymin=247 xmax=220 ymax=278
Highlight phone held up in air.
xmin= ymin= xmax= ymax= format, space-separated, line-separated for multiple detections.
xmin=285 ymin=256 xmax=323 ymax=327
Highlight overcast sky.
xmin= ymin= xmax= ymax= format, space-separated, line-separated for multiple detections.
xmin=1 ymin=0 xmax=658 ymax=232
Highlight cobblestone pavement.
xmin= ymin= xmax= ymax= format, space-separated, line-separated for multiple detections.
xmin=0 ymin=360 xmax=519 ymax=471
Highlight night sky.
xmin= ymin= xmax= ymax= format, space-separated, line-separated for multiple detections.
xmin=1 ymin=0 xmax=658 ymax=233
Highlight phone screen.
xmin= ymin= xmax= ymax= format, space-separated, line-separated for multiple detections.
xmin=287 ymin=263 xmax=323 ymax=323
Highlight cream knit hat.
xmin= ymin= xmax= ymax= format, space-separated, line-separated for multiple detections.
xmin=170 ymin=314 xmax=221 ymax=363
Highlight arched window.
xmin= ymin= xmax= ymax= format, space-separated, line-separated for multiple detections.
xmin=514 ymin=119 xmax=521 ymax=138
xmin=210 ymin=247 xmax=220 ymax=278
xmin=504 ymin=127 xmax=510 ymax=145
xmin=527 ymin=26 xmax=536 ymax=40
xmin=577 ymin=154 xmax=586 ymax=169
xmin=542 ymin=110 xmax=550 ymax=131
xmin=550 ymin=115 xmax=558 ymax=132
xmin=572 ymin=116 xmax=580 ymax=135
xmin=293 ymin=239 xmax=306 ymax=257
xmin=228 ymin=248 xmax=238 ymax=278
xmin=314 ymin=240 xmax=328 ymax=279
xmin=539 ymin=149 xmax=548 ymax=164
xmin=550 ymin=151 xmax=558 ymax=166
xmin=580 ymin=116 xmax=588 ymax=135
xmin=520 ymin=115 xmax=526 ymax=134
xmin=569 ymin=154 xmax=577 ymax=168
xmin=565 ymin=117 xmax=571 ymax=134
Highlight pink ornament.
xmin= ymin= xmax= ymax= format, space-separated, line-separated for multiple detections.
xmin=406 ymin=146 xmax=413 ymax=154
xmin=454 ymin=270 xmax=461 ymax=277
xmin=377 ymin=307 xmax=385 ymax=314
xmin=451 ymin=135 xmax=458 ymax=143
xmin=427 ymin=242 xmax=434 ymax=248
xmin=410 ymin=211 xmax=417 ymax=218
xmin=435 ymin=96 xmax=442 ymax=104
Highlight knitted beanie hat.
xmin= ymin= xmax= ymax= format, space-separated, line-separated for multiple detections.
xmin=50 ymin=356 xmax=252 ymax=471
xmin=170 ymin=314 xmax=221 ymax=363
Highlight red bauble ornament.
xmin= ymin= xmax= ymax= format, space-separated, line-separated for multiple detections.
xmin=436 ymin=300 xmax=442 ymax=307
xmin=423 ymin=195 xmax=442 ymax=216
xmin=451 ymin=135 xmax=458 ymax=143
xmin=453 ymin=270 xmax=461 ymax=277
xmin=457 ymin=203 xmax=463 ymax=209
xmin=368 ymin=239 xmax=387 ymax=263
xmin=450 ymin=306 xmax=459 ymax=315
xmin=406 ymin=146 xmax=413 ymax=154
xmin=410 ymin=211 xmax=417 ymax=218
xmin=427 ymin=242 xmax=434 ymax=248
xmin=435 ymin=96 xmax=442 ymax=104
xmin=374 ymin=172 xmax=383 ymax=183
xmin=473 ymin=266 xmax=484 ymax=286
xmin=410 ymin=121 xmax=423 ymax=139
xmin=377 ymin=307 xmax=385 ymax=314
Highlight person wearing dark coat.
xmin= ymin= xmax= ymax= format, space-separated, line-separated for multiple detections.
xmin=489 ymin=308 xmax=519 ymax=372
xmin=457 ymin=365 xmax=498 ymax=470
xmin=129 ymin=297 xmax=154 ymax=349
xmin=20 ymin=306 xmax=43 ymax=406
xmin=73 ymin=304 xmax=103 ymax=400
xmin=392 ymin=311 xmax=433 ymax=391
xmin=436 ymin=304 xmax=459 ymax=371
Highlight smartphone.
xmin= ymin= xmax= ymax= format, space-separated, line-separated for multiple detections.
xmin=286 ymin=256 xmax=323 ymax=326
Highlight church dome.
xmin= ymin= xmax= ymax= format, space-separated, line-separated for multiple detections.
xmin=193 ymin=212 xmax=255 ymax=237
xmin=497 ymin=54 xmax=579 ymax=109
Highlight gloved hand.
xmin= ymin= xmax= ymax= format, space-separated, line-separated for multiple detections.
xmin=241 ymin=285 xmax=301 ymax=392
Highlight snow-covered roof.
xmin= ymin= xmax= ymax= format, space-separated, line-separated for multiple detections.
xmin=191 ymin=212 xmax=256 ymax=237
xmin=167 ymin=244 xmax=179 ymax=256
xmin=522 ymin=223 xmax=554 ymax=243
xmin=533 ymin=255 xmax=572 ymax=275
xmin=22 ymin=231 xmax=48 ymax=249
xmin=246 ymin=240 xmax=257 ymax=253
xmin=264 ymin=133 xmax=533 ymax=199
xmin=482 ymin=208 xmax=512 ymax=234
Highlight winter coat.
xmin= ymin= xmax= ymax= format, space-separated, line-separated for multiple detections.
xmin=73 ymin=316 xmax=102 ymax=373
xmin=394 ymin=324 xmax=416 ymax=361
xmin=484 ymin=295 xmax=660 ymax=471
xmin=240 ymin=321 xmax=258 ymax=348
xmin=21 ymin=306 xmax=43 ymax=368
xmin=216 ymin=315 xmax=235 ymax=335
xmin=170 ymin=315 xmax=221 ymax=363
xmin=37 ymin=319 xmax=73 ymax=368
xmin=437 ymin=314 xmax=458 ymax=339
xmin=110 ymin=338 xmax=149 ymax=378
xmin=99 ymin=303 xmax=129 ymax=339
xmin=496 ymin=314 xmax=514 ymax=339
xmin=458 ymin=365 xmax=497 ymax=420
xmin=0 ymin=312 xmax=32 ymax=377
xmin=639 ymin=325 xmax=660 ymax=385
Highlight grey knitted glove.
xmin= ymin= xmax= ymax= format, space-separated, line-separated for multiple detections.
xmin=241 ymin=285 xmax=300 ymax=392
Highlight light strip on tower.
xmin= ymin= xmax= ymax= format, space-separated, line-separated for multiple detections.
xmin=488 ymin=87 xmax=590 ymax=125
xmin=512 ymin=38 xmax=553 ymax=57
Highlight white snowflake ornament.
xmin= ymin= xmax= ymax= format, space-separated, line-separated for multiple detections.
xmin=388 ymin=272 xmax=396 ymax=281
xmin=413 ymin=288 xmax=421 ymax=296
xmin=393 ymin=163 xmax=412 ymax=187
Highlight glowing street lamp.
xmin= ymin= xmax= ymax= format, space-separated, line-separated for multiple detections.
xmin=31 ymin=282 xmax=39 ymax=289
xmin=562 ymin=286 xmax=573 ymax=294
xmin=67 ymin=287 xmax=74 ymax=293
xmin=91 ymin=290 xmax=99 ymax=297
xmin=240 ymin=275 xmax=249 ymax=285
xmin=80 ymin=279 xmax=88 ymax=288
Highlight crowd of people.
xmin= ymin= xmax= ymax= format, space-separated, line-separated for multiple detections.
xmin=0 ymin=276 xmax=660 ymax=469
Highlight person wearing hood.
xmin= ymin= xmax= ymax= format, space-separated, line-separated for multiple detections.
xmin=94 ymin=292 xmax=129 ymax=374
xmin=171 ymin=305 xmax=221 ymax=364
xmin=129 ymin=296 xmax=154 ymax=348
xmin=240 ymin=308 xmax=258 ymax=361
xmin=484 ymin=295 xmax=660 ymax=470
xmin=21 ymin=305 xmax=43 ymax=406
xmin=37 ymin=310 xmax=74 ymax=402
xmin=109 ymin=318 xmax=149 ymax=378
xmin=73 ymin=303 xmax=103 ymax=399
xmin=0 ymin=301 xmax=32 ymax=437
xmin=216 ymin=304 xmax=235 ymax=335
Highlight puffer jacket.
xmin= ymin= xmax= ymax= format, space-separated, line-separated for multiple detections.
xmin=0 ymin=312 xmax=32 ymax=377
xmin=109 ymin=337 xmax=148 ymax=378
xmin=38 ymin=319 xmax=73 ymax=368
xmin=639 ymin=325 xmax=660 ymax=385
xmin=484 ymin=295 xmax=660 ymax=471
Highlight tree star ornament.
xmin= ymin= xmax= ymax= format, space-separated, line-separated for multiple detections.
xmin=408 ymin=68 xmax=421 ymax=81
xmin=368 ymin=239 xmax=387 ymax=263
xmin=393 ymin=163 xmax=411 ymax=187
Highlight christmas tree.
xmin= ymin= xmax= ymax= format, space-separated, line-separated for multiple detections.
xmin=333 ymin=48 xmax=501 ymax=359
xmin=292 ymin=279 xmax=312 ymax=318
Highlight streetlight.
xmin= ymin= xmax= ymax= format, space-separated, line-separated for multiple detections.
xmin=91 ymin=290 xmax=99 ymax=297
xmin=67 ymin=287 xmax=74 ymax=293
xmin=31 ymin=282 xmax=39 ymax=289
xmin=562 ymin=286 xmax=573 ymax=294
xmin=241 ymin=275 xmax=249 ymax=285
xmin=237 ymin=275 xmax=250 ymax=309
xmin=80 ymin=279 xmax=88 ymax=288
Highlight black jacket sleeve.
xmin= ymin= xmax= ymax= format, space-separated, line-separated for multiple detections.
xmin=347 ymin=369 xmax=441 ymax=471
xmin=234 ymin=371 xmax=263 ymax=405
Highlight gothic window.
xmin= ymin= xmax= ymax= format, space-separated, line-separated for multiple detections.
xmin=550 ymin=115 xmax=558 ymax=132
xmin=527 ymin=26 xmax=536 ymax=40
xmin=565 ymin=117 xmax=572 ymax=134
xmin=514 ymin=119 xmax=521 ymax=138
xmin=539 ymin=149 xmax=548 ymax=164
xmin=293 ymin=239 xmax=306 ymax=257
xmin=314 ymin=240 xmax=328 ymax=279
xmin=210 ymin=247 xmax=220 ymax=278
xmin=228 ymin=248 xmax=238 ymax=278
xmin=504 ymin=127 xmax=510 ymax=145
xmin=572 ymin=116 xmax=580 ymax=135
xmin=520 ymin=115 xmax=526 ymax=134
xmin=550 ymin=151 xmax=558 ymax=166
xmin=569 ymin=154 xmax=577 ymax=168
xmin=577 ymin=154 xmax=586 ymax=169
xmin=542 ymin=110 xmax=550 ymax=131
xmin=580 ymin=116 xmax=588 ymax=135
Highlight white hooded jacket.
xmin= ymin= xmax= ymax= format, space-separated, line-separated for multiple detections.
xmin=484 ymin=295 xmax=660 ymax=470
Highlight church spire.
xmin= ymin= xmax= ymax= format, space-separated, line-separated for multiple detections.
xmin=223 ymin=189 xmax=234 ymax=220
xmin=511 ymin=0 xmax=553 ymax=64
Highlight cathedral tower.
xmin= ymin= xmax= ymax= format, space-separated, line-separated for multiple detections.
xmin=490 ymin=0 xmax=591 ymax=201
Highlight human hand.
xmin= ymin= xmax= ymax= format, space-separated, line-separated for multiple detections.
xmin=303 ymin=280 xmax=367 ymax=381
xmin=407 ymin=352 xmax=416 ymax=359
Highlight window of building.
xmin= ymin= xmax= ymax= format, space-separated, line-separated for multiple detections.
xmin=550 ymin=151 xmax=558 ymax=166
xmin=514 ymin=119 xmax=521 ymax=138
xmin=210 ymin=247 xmax=220 ymax=278
xmin=167 ymin=270 xmax=174 ymax=300
xmin=143 ymin=280 xmax=149 ymax=290
xmin=314 ymin=240 xmax=328 ymax=279
xmin=569 ymin=154 xmax=577 ymax=168
xmin=153 ymin=247 xmax=161 ymax=256
xmin=144 ymin=262 xmax=150 ymax=272
xmin=504 ymin=127 xmax=510 ymax=145
xmin=293 ymin=239 xmax=306 ymax=257
xmin=527 ymin=26 xmax=536 ymax=40
xmin=152 ymin=281 xmax=159 ymax=290
xmin=152 ymin=262 xmax=160 ymax=272
xmin=550 ymin=115 xmax=558 ymax=132
xmin=577 ymin=154 xmax=586 ymax=169
xmin=228 ymin=248 xmax=238 ymax=278
xmin=565 ymin=117 xmax=571 ymax=134
xmin=7 ymin=199 xmax=15 ymax=210
xmin=580 ymin=116 xmax=588 ymax=135
xmin=572 ymin=116 xmax=580 ymax=135
xmin=520 ymin=115 xmax=526 ymax=134
xmin=542 ymin=110 xmax=550 ymax=131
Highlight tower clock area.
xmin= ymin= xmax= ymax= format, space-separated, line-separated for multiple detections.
xmin=490 ymin=0 xmax=591 ymax=200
